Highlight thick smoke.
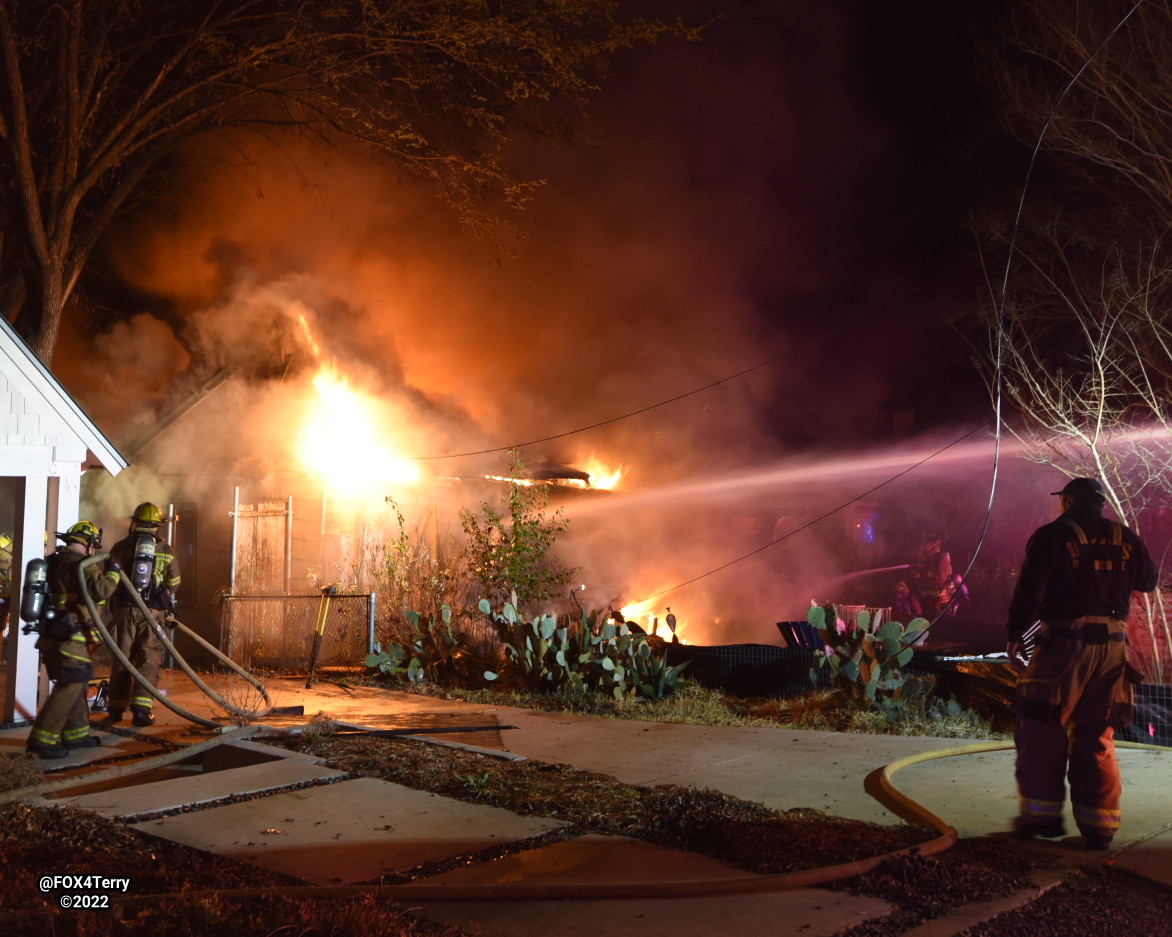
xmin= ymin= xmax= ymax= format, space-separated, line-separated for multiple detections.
xmin=57 ymin=4 xmax=1012 ymax=646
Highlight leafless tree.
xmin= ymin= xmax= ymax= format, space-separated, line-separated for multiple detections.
xmin=975 ymin=0 xmax=1172 ymax=677
xmin=981 ymin=0 xmax=1172 ymax=223
xmin=0 ymin=0 xmax=685 ymax=362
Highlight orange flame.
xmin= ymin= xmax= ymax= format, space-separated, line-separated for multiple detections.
xmin=484 ymin=474 xmax=535 ymax=486
xmin=616 ymin=597 xmax=686 ymax=643
xmin=299 ymin=364 xmax=421 ymax=492
xmin=556 ymin=454 xmax=627 ymax=490
xmin=583 ymin=455 xmax=626 ymax=490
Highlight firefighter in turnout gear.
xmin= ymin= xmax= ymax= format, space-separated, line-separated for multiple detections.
xmin=25 ymin=522 xmax=120 ymax=759
xmin=0 ymin=533 xmax=12 ymax=653
xmin=105 ymin=503 xmax=180 ymax=727
xmin=1006 ymin=477 xmax=1158 ymax=850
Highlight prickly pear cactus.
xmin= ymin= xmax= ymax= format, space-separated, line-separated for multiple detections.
xmin=480 ymin=599 xmax=688 ymax=699
xmin=808 ymin=603 xmax=924 ymax=716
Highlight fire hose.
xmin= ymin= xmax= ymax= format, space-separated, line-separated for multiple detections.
xmin=77 ymin=553 xmax=273 ymax=728
xmin=4 ymin=737 xmax=1164 ymax=914
xmin=11 ymin=559 xmax=1171 ymax=905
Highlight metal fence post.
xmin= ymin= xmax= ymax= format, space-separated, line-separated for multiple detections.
xmin=368 ymin=592 xmax=376 ymax=654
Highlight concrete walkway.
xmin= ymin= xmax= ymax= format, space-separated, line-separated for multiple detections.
xmin=4 ymin=673 xmax=1171 ymax=936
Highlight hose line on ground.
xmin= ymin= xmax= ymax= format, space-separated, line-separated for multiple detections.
xmin=867 ymin=738 xmax=1171 ymax=838
xmin=77 ymin=554 xmax=272 ymax=728
xmin=89 ymin=737 xmax=1168 ymax=905
xmin=3 ymin=731 xmax=1168 ymax=914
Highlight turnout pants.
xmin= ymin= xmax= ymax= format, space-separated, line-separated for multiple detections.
xmin=107 ymin=604 xmax=166 ymax=714
xmin=1014 ymin=617 xmax=1135 ymax=843
xmin=28 ymin=635 xmax=95 ymax=749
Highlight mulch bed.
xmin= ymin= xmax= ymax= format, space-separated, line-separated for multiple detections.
xmin=4 ymin=731 xmax=1170 ymax=936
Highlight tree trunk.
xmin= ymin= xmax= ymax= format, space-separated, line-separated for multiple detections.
xmin=32 ymin=268 xmax=64 ymax=365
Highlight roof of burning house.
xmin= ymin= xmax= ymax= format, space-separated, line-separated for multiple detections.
xmin=524 ymin=462 xmax=591 ymax=483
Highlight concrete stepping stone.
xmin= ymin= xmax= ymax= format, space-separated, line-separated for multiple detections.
xmin=49 ymin=753 xmax=344 ymax=817
xmin=130 ymin=776 xmax=565 ymax=884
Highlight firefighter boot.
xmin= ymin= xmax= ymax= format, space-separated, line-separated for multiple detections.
xmin=131 ymin=708 xmax=155 ymax=727
xmin=26 ymin=742 xmax=69 ymax=760
xmin=1012 ymin=816 xmax=1066 ymax=840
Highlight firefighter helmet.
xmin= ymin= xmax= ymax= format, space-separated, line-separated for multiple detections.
xmin=131 ymin=502 xmax=164 ymax=526
xmin=61 ymin=520 xmax=103 ymax=547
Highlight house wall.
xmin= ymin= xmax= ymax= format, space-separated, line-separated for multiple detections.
xmin=0 ymin=373 xmax=102 ymax=723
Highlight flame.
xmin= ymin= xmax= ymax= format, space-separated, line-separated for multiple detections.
xmin=583 ymin=454 xmax=626 ymax=490
xmin=484 ymin=474 xmax=535 ymax=486
xmin=615 ymin=597 xmax=686 ymax=643
xmin=299 ymin=364 xmax=421 ymax=492
xmin=484 ymin=454 xmax=625 ymax=490
xmin=552 ymin=455 xmax=627 ymax=490
xmin=618 ymin=598 xmax=656 ymax=629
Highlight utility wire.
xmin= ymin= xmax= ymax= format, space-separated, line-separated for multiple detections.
xmin=407 ymin=8 xmax=1145 ymax=613
xmin=634 ymin=3 xmax=1146 ymax=610
xmin=408 ymin=256 xmax=980 ymax=463
xmin=637 ymin=420 xmax=994 ymax=606
xmin=407 ymin=329 xmax=842 ymax=461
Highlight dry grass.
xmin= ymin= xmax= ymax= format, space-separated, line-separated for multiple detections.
xmin=389 ymin=678 xmax=1009 ymax=739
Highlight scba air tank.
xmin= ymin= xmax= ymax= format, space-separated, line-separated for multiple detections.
xmin=20 ymin=557 xmax=49 ymax=623
xmin=131 ymin=534 xmax=156 ymax=596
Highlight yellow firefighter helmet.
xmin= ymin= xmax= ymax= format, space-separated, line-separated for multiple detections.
xmin=131 ymin=502 xmax=164 ymax=526
xmin=61 ymin=520 xmax=103 ymax=547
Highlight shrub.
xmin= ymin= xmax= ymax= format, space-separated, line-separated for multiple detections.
xmin=808 ymin=602 xmax=923 ymax=721
xmin=460 ymin=453 xmax=577 ymax=610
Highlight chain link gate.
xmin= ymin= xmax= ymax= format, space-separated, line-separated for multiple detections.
xmin=221 ymin=490 xmax=375 ymax=674
xmin=221 ymin=592 xmax=375 ymax=672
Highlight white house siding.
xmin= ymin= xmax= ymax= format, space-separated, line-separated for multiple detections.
xmin=0 ymin=321 xmax=126 ymax=724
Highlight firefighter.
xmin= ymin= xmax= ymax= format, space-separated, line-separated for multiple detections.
xmin=911 ymin=532 xmax=953 ymax=618
xmin=0 ymin=533 xmax=11 ymax=653
xmin=1006 ymin=477 xmax=1158 ymax=849
xmin=893 ymin=581 xmax=922 ymax=621
xmin=25 ymin=522 xmax=120 ymax=758
xmin=105 ymin=502 xmax=181 ymax=727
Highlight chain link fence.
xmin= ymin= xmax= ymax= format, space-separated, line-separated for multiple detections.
xmin=221 ymin=593 xmax=375 ymax=673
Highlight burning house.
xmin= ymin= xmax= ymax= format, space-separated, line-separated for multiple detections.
xmin=79 ymin=338 xmax=634 ymax=672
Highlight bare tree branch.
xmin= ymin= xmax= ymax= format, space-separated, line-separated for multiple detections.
xmin=0 ymin=0 xmax=691 ymax=360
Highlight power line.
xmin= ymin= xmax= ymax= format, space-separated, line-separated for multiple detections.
xmin=636 ymin=420 xmax=994 ymax=605
xmin=627 ymin=6 xmax=1146 ymax=610
xmin=404 ymin=256 xmax=982 ymax=464
xmin=406 ymin=331 xmax=841 ymax=461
